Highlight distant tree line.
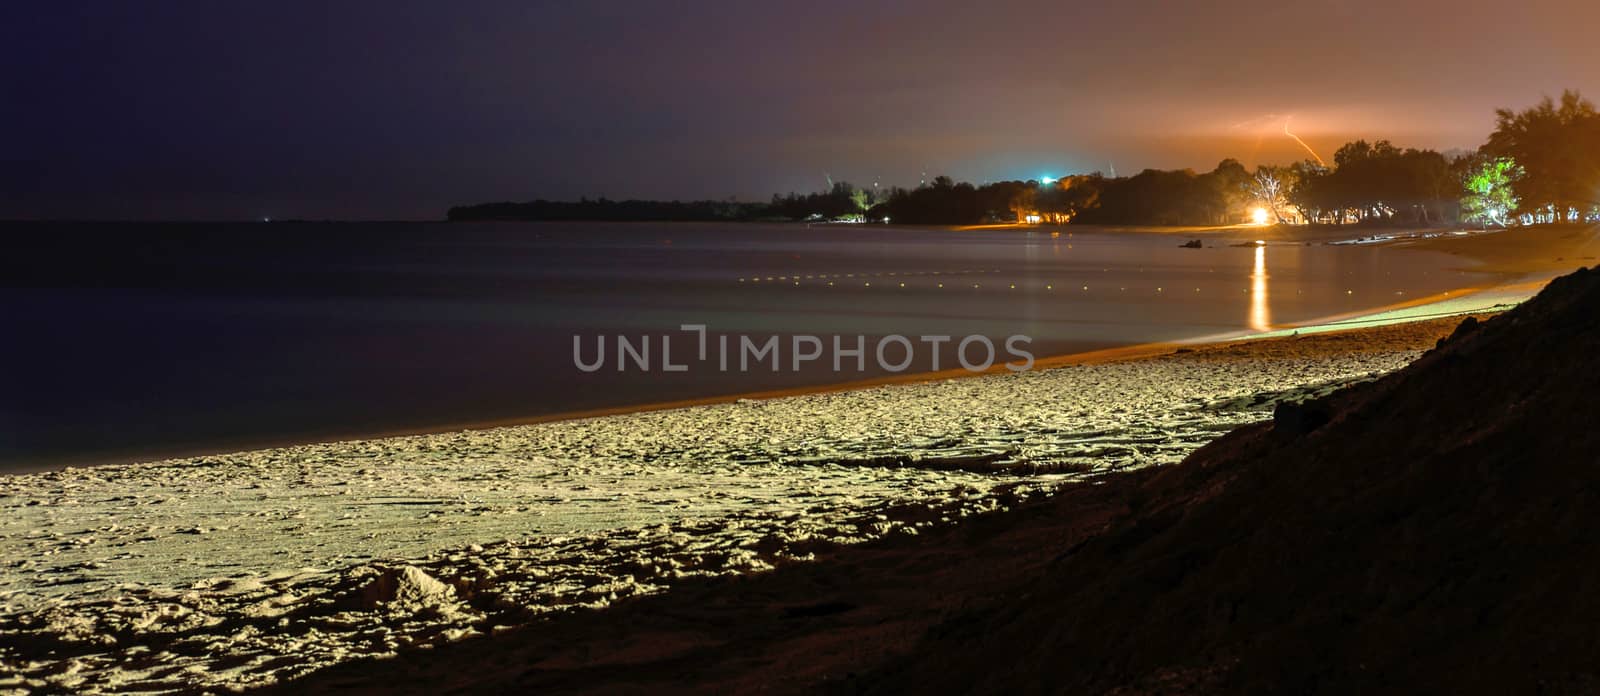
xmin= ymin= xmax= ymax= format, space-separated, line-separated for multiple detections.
xmin=767 ymin=181 xmax=875 ymax=220
xmin=1285 ymin=143 xmax=1458 ymax=225
xmin=864 ymin=177 xmax=1075 ymax=225
xmin=450 ymin=91 xmax=1600 ymax=228
xmin=447 ymin=198 xmax=768 ymax=222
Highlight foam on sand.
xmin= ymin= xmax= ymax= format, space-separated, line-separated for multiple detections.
xmin=0 ymin=316 xmax=1479 ymax=692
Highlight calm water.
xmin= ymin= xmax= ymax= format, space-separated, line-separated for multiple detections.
xmin=1 ymin=221 xmax=1484 ymax=469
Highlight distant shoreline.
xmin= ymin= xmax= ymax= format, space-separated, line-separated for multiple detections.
xmin=389 ymin=267 xmax=1541 ymax=444
xmin=6 ymin=222 xmax=1590 ymax=474
xmin=6 ymin=268 xmax=1547 ymax=476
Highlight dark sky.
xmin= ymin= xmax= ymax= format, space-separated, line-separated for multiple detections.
xmin=5 ymin=0 xmax=1598 ymax=220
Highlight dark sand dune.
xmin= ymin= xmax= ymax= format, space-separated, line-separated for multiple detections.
xmin=865 ymin=265 xmax=1600 ymax=694
xmin=269 ymin=267 xmax=1600 ymax=695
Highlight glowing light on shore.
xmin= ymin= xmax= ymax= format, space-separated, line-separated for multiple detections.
xmin=1249 ymin=244 xmax=1272 ymax=331
xmin=1250 ymin=207 xmax=1271 ymax=226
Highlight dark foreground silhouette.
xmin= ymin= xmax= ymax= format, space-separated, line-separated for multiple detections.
xmin=273 ymin=266 xmax=1600 ymax=694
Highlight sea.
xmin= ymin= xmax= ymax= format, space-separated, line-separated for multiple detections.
xmin=0 ymin=221 xmax=1486 ymax=470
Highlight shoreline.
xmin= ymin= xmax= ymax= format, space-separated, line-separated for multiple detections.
xmin=0 ymin=282 xmax=1513 ymax=476
xmin=7 ymin=224 xmax=1590 ymax=474
xmin=263 ymin=265 xmax=1600 ymax=695
xmin=2 ymin=274 xmax=1547 ymax=476
xmin=0 ymin=310 xmax=1492 ymax=692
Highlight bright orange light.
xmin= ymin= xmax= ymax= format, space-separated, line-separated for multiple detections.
xmin=1250 ymin=207 xmax=1271 ymax=226
xmin=1249 ymin=244 xmax=1271 ymax=331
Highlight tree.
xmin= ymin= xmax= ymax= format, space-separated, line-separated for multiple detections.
xmin=1204 ymin=159 xmax=1252 ymax=224
xmin=850 ymin=187 xmax=870 ymax=214
xmin=1008 ymin=185 xmax=1037 ymax=222
xmin=1249 ymin=166 xmax=1296 ymax=224
xmin=1460 ymin=156 xmax=1524 ymax=228
xmin=1483 ymin=90 xmax=1600 ymax=222
xmin=1279 ymin=141 xmax=1457 ymax=225
xmin=1071 ymin=169 xmax=1225 ymax=226
xmin=1402 ymin=149 xmax=1456 ymax=224
xmin=1288 ymin=160 xmax=1335 ymax=224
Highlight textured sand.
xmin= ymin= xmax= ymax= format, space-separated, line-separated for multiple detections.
xmin=0 ymin=316 xmax=1479 ymax=693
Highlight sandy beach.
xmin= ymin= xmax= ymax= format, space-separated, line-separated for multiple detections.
xmin=0 ymin=310 xmax=1491 ymax=693
xmin=3 ymin=225 xmax=1596 ymax=693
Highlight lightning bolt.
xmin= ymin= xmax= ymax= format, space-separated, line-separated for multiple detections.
xmin=1283 ymin=117 xmax=1326 ymax=166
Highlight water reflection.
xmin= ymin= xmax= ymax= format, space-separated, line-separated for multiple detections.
xmin=1250 ymin=244 xmax=1272 ymax=331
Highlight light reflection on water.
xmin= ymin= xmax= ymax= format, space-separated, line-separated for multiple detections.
xmin=1250 ymin=244 xmax=1272 ymax=331
xmin=3 ymin=221 xmax=1488 ymax=467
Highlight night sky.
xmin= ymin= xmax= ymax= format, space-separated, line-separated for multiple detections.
xmin=5 ymin=0 xmax=1597 ymax=221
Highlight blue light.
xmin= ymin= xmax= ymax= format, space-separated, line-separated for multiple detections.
xmin=1039 ymin=176 xmax=1057 ymax=185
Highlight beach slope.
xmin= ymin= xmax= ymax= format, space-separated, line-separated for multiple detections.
xmin=868 ymin=263 xmax=1600 ymax=694
xmin=276 ymin=265 xmax=1600 ymax=694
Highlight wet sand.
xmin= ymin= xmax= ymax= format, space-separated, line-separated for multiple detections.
xmin=1397 ymin=223 xmax=1600 ymax=273
xmin=1 ymin=312 xmax=1491 ymax=692
xmin=4 ymin=224 xmax=1596 ymax=691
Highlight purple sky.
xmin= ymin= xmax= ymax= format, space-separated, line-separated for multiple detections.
xmin=5 ymin=0 xmax=1597 ymax=220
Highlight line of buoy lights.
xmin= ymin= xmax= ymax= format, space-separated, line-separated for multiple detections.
xmin=734 ymin=271 xmax=1406 ymax=296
